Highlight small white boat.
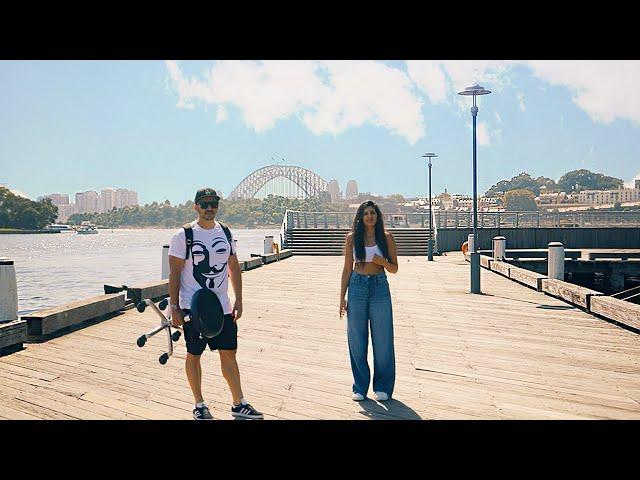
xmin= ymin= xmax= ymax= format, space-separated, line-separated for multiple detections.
xmin=45 ymin=224 xmax=75 ymax=232
xmin=77 ymin=225 xmax=99 ymax=234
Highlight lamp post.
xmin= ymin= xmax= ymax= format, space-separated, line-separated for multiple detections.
xmin=458 ymin=83 xmax=491 ymax=294
xmin=422 ymin=153 xmax=438 ymax=261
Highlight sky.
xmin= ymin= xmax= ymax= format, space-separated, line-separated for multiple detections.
xmin=1 ymin=60 xmax=639 ymax=205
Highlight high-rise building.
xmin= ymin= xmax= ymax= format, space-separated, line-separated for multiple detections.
xmin=75 ymin=191 xmax=99 ymax=214
xmin=115 ymin=188 xmax=139 ymax=209
xmin=636 ymin=179 xmax=640 ymax=190
xmin=45 ymin=193 xmax=69 ymax=206
xmin=345 ymin=180 xmax=358 ymax=200
xmin=100 ymin=188 xmax=116 ymax=213
xmin=327 ymin=180 xmax=341 ymax=202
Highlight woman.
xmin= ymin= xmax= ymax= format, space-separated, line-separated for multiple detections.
xmin=340 ymin=200 xmax=398 ymax=402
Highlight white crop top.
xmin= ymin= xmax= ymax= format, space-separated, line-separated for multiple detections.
xmin=353 ymin=244 xmax=384 ymax=263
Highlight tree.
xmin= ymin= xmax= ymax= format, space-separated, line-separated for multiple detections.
xmin=486 ymin=172 xmax=541 ymax=196
xmin=557 ymin=169 xmax=623 ymax=193
xmin=0 ymin=187 xmax=58 ymax=229
xmin=503 ymin=189 xmax=538 ymax=211
xmin=535 ymin=176 xmax=558 ymax=192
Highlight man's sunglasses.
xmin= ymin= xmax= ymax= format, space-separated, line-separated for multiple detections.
xmin=198 ymin=200 xmax=219 ymax=209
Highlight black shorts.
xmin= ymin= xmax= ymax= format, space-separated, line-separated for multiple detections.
xmin=182 ymin=311 xmax=237 ymax=355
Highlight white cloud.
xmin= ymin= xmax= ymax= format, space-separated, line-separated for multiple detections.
xmin=467 ymin=121 xmax=491 ymax=147
xmin=477 ymin=122 xmax=491 ymax=146
xmin=216 ymin=106 xmax=227 ymax=123
xmin=165 ymin=60 xmax=425 ymax=144
xmin=524 ymin=60 xmax=640 ymax=125
xmin=303 ymin=61 xmax=425 ymax=144
xmin=165 ymin=60 xmax=640 ymax=144
xmin=406 ymin=61 xmax=448 ymax=104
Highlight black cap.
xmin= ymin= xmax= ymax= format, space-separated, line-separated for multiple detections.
xmin=194 ymin=188 xmax=220 ymax=203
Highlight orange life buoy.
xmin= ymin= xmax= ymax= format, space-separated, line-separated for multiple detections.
xmin=461 ymin=241 xmax=469 ymax=254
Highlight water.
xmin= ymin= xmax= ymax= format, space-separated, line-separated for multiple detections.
xmin=0 ymin=228 xmax=280 ymax=315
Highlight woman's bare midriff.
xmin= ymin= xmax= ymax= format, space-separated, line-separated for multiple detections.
xmin=353 ymin=262 xmax=385 ymax=275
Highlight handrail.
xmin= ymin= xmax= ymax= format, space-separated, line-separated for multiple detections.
xmin=283 ymin=210 xmax=640 ymax=229
xmin=431 ymin=207 xmax=439 ymax=254
xmin=279 ymin=209 xmax=290 ymax=248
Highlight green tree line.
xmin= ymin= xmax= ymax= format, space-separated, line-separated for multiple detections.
xmin=0 ymin=187 xmax=58 ymax=230
xmin=485 ymin=169 xmax=625 ymax=197
xmin=67 ymin=195 xmax=345 ymax=228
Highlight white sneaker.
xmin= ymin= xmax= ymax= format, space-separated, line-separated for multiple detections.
xmin=352 ymin=392 xmax=365 ymax=401
xmin=373 ymin=391 xmax=389 ymax=401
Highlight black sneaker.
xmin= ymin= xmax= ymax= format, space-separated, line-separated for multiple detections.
xmin=231 ymin=402 xmax=264 ymax=419
xmin=193 ymin=404 xmax=214 ymax=420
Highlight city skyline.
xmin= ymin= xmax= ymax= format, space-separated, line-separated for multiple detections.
xmin=2 ymin=60 xmax=640 ymax=205
xmin=41 ymin=187 xmax=139 ymax=222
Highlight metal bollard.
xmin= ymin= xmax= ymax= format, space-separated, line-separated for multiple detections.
xmin=548 ymin=242 xmax=565 ymax=280
xmin=468 ymin=234 xmax=475 ymax=254
xmin=0 ymin=258 xmax=18 ymax=323
xmin=162 ymin=245 xmax=170 ymax=280
xmin=264 ymin=236 xmax=274 ymax=254
xmin=493 ymin=236 xmax=506 ymax=261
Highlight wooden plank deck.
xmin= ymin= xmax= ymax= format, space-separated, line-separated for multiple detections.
xmin=1 ymin=252 xmax=639 ymax=420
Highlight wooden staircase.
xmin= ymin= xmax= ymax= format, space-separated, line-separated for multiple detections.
xmin=284 ymin=228 xmax=434 ymax=256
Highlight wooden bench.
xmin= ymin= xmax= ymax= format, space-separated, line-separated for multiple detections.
xmin=241 ymin=257 xmax=263 ymax=271
xmin=490 ymin=260 xmax=510 ymax=277
xmin=0 ymin=320 xmax=27 ymax=350
xmin=508 ymin=265 xmax=546 ymax=292
xmin=127 ymin=280 xmax=169 ymax=305
xmin=589 ymin=296 xmax=640 ymax=331
xmin=541 ymin=279 xmax=604 ymax=310
xmin=22 ymin=293 xmax=126 ymax=336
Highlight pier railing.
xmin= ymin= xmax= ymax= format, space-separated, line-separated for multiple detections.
xmin=282 ymin=210 xmax=640 ymax=230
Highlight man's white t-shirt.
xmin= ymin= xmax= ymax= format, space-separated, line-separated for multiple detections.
xmin=168 ymin=221 xmax=236 ymax=315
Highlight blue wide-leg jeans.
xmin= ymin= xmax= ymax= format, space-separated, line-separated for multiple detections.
xmin=347 ymin=271 xmax=395 ymax=397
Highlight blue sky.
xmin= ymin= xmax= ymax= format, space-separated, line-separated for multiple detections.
xmin=1 ymin=60 xmax=639 ymax=205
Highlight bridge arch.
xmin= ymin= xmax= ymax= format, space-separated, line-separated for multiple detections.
xmin=228 ymin=165 xmax=329 ymax=200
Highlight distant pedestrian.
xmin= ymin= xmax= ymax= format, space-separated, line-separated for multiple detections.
xmin=339 ymin=200 xmax=398 ymax=402
xmin=168 ymin=187 xmax=263 ymax=420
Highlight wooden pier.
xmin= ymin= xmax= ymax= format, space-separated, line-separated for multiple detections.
xmin=1 ymin=252 xmax=639 ymax=420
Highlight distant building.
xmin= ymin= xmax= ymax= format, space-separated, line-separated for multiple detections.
xmin=636 ymin=179 xmax=640 ymax=190
xmin=327 ymin=180 xmax=341 ymax=201
xmin=438 ymin=189 xmax=453 ymax=210
xmin=578 ymin=187 xmax=640 ymax=206
xmin=44 ymin=193 xmax=69 ymax=206
xmin=76 ymin=191 xmax=99 ymax=214
xmin=115 ymin=188 xmax=139 ymax=209
xmin=536 ymin=192 xmax=569 ymax=205
xmin=100 ymin=188 xmax=116 ymax=213
xmin=345 ymin=180 xmax=358 ymax=200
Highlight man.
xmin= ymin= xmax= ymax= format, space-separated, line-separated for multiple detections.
xmin=168 ymin=187 xmax=263 ymax=420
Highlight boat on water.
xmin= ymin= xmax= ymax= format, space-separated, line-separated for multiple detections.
xmin=77 ymin=225 xmax=99 ymax=234
xmin=45 ymin=224 xmax=75 ymax=232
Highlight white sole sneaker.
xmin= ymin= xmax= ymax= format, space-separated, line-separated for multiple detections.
xmin=352 ymin=393 xmax=365 ymax=401
xmin=373 ymin=391 xmax=389 ymax=401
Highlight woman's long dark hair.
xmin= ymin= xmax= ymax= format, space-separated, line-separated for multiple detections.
xmin=351 ymin=200 xmax=389 ymax=262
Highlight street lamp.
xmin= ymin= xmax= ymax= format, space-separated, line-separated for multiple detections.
xmin=422 ymin=153 xmax=438 ymax=261
xmin=458 ymin=83 xmax=491 ymax=294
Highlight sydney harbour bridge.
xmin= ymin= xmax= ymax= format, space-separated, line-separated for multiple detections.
xmin=228 ymin=165 xmax=329 ymax=200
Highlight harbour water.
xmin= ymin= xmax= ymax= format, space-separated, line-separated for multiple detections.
xmin=0 ymin=228 xmax=280 ymax=315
